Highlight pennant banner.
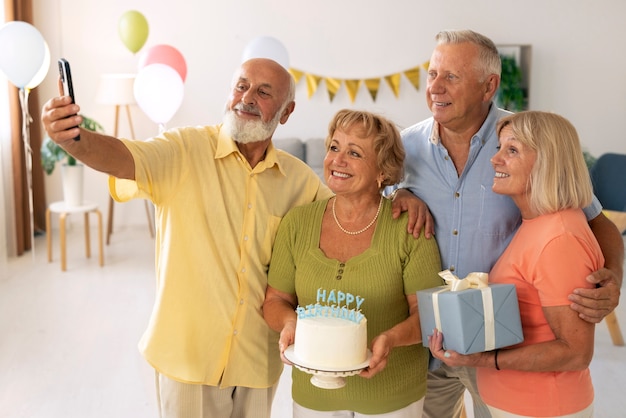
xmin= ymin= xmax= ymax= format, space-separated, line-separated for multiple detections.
xmin=288 ymin=68 xmax=304 ymax=84
xmin=289 ymin=61 xmax=429 ymax=102
xmin=404 ymin=67 xmax=420 ymax=91
xmin=325 ymin=77 xmax=341 ymax=102
xmin=364 ymin=78 xmax=381 ymax=101
xmin=384 ymin=73 xmax=402 ymax=98
xmin=305 ymin=73 xmax=322 ymax=99
xmin=343 ymin=79 xmax=360 ymax=103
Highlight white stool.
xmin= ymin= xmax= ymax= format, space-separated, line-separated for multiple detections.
xmin=46 ymin=201 xmax=104 ymax=272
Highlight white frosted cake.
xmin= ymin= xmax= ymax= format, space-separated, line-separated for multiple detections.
xmin=293 ymin=288 xmax=368 ymax=369
xmin=294 ymin=314 xmax=367 ymax=369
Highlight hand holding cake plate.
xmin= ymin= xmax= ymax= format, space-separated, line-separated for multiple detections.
xmin=284 ymin=345 xmax=372 ymax=389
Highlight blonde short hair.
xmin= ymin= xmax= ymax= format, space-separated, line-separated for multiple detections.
xmin=325 ymin=109 xmax=405 ymax=187
xmin=496 ymin=111 xmax=593 ymax=214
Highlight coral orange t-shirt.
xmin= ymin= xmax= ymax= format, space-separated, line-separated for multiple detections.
xmin=478 ymin=209 xmax=604 ymax=416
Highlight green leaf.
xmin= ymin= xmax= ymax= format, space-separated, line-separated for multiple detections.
xmin=79 ymin=115 xmax=105 ymax=133
xmin=583 ymin=150 xmax=597 ymax=171
xmin=497 ymin=55 xmax=526 ymax=111
xmin=40 ymin=115 xmax=104 ymax=175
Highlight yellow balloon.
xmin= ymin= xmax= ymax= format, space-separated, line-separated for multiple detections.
xmin=118 ymin=10 xmax=149 ymax=54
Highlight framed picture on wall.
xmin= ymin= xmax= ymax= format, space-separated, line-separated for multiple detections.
xmin=496 ymin=45 xmax=531 ymax=111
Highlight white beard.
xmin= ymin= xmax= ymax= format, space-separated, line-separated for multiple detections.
xmin=222 ymin=104 xmax=283 ymax=144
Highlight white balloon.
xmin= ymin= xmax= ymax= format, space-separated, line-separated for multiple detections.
xmin=242 ymin=36 xmax=289 ymax=69
xmin=134 ymin=63 xmax=184 ymax=125
xmin=0 ymin=21 xmax=46 ymax=88
xmin=26 ymin=40 xmax=50 ymax=90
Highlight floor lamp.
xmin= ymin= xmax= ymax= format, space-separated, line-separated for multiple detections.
xmin=96 ymin=74 xmax=154 ymax=244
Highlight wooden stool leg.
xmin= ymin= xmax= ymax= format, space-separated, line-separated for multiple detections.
xmin=59 ymin=213 xmax=67 ymax=272
xmin=84 ymin=212 xmax=91 ymax=258
xmin=606 ymin=311 xmax=625 ymax=346
xmin=95 ymin=209 xmax=104 ymax=266
xmin=106 ymin=196 xmax=114 ymax=245
xmin=46 ymin=208 xmax=52 ymax=263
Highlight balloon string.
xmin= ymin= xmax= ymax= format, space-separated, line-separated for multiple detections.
xmin=18 ymin=88 xmax=36 ymax=260
xmin=158 ymin=123 xmax=166 ymax=134
xmin=18 ymin=88 xmax=33 ymax=187
xmin=19 ymin=88 xmax=34 ymax=133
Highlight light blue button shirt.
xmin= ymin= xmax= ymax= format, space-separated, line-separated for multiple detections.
xmin=395 ymin=104 xmax=601 ymax=279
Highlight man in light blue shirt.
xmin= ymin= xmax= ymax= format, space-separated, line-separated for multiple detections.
xmin=401 ymin=103 xmax=603 ymax=279
xmin=400 ymin=104 xmax=521 ymax=278
xmin=391 ymin=30 xmax=623 ymax=418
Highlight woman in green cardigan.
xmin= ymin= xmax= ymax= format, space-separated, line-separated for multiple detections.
xmin=263 ymin=109 xmax=442 ymax=417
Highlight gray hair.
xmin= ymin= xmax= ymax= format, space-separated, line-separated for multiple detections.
xmin=285 ymin=72 xmax=296 ymax=104
xmin=435 ymin=30 xmax=501 ymax=78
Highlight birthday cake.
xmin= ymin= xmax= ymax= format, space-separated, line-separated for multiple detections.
xmin=293 ymin=288 xmax=368 ymax=369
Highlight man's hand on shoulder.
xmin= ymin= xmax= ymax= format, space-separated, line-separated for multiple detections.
xmin=569 ymin=267 xmax=621 ymax=323
xmin=389 ymin=188 xmax=435 ymax=239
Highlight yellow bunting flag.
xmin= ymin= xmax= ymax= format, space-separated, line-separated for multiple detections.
xmin=404 ymin=67 xmax=420 ymax=91
xmin=290 ymin=60 xmax=430 ymax=101
xmin=305 ymin=73 xmax=323 ymax=99
xmin=364 ymin=78 xmax=381 ymax=102
xmin=344 ymin=79 xmax=361 ymax=103
xmin=384 ymin=73 xmax=402 ymax=98
xmin=325 ymin=77 xmax=341 ymax=102
xmin=288 ymin=68 xmax=304 ymax=84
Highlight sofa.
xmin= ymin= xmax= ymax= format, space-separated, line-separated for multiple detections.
xmin=272 ymin=137 xmax=326 ymax=178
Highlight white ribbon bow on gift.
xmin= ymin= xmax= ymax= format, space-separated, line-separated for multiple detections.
xmin=439 ymin=270 xmax=489 ymax=291
xmin=433 ymin=270 xmax=496 ymax=351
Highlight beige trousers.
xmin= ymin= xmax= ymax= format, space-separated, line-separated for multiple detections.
xmin=155 ymin=371 xmax=278 ymax=418
xmin=423 ymin=363 xmax=491 ymax=418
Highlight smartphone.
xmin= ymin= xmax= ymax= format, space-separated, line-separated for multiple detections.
xmin=58 ymin=58 xmax=80 ymax=141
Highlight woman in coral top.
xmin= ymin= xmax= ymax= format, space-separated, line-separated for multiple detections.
xmin=429 ymin=111 xmax=604 ymax=418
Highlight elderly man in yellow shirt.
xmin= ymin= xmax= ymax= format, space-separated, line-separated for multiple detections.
xmin=42 ymin=58 xmax=332 ymax=418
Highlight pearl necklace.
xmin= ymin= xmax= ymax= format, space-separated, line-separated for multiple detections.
xmin=332 ymin=195 xmax=383 ymax=235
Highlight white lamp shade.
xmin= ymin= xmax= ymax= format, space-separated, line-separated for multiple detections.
xmin=96 ymin=73 xmax=136 ymax=105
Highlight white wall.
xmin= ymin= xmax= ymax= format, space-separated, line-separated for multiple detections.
xmin=33 ymin=0 xmax=626 ymax=227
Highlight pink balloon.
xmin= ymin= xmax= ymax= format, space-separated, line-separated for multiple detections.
xmin=138 ymin=44 xmax=187 ymax=82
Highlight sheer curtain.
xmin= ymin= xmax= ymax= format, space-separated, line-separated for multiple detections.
xmin=2 ymin=0 xmax=46 ymax=259
xmin=1 ymin=3 xmax=10 ymax=264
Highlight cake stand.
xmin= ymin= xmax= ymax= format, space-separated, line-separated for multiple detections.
xmin=283 ymin=345 xmax=372 ymax=389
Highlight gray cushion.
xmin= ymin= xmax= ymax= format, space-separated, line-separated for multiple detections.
xmin=305 ymin=138 xmax=326 ymax=179
xmin=304 ymin=138 xmax=326 ymax=168
xmin=273 ymin=137 xmax=305 ymax=161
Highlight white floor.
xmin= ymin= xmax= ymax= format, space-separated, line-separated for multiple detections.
xmin=1 ymin=225 xmax=624 ymax=418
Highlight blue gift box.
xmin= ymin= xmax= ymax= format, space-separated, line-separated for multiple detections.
xmin=417 ymin=278 xmax=524 ymax=355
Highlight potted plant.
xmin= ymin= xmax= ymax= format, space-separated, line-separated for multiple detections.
xmin=41 ymin=115 xmax=105 ymax=206
xmin=583 ymin=150 xmax=597 ymax=171
xmin=497 ymin=54 xmax=526 ymax=112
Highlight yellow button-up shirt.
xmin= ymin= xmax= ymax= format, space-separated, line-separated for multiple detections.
xmin=110 ymin=125 xmax=331 ymax=387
